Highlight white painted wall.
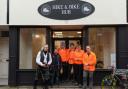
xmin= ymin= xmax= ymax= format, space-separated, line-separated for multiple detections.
xmin=9 ymin=0 xmax=127 ymax=25
xmin=0 ymin=0 xmax=7 ymax=25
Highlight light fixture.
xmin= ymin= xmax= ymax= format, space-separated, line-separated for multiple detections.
xmin=77 ymin=31 xmax=82 ymax=34
xmin=35 ymin=34 xmax=40 ymax=38
xmin=55 ymin=32 xmax=62 ymax=34
xmin=97 ymin=33 xmax=103 ymax=36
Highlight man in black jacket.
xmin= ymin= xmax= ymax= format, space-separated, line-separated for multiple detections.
xmin=51 ymin=49 xmax=61 ymax=85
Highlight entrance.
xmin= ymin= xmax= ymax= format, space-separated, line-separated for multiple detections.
xmin=52 ymin=30 xmax=83 ymax=51
xmin=0 ymin=30 xmax=9 ymax=85
xmin=53 ymin=38 xmax=82 ymax=51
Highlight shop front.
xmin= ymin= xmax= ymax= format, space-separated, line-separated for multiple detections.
xmin=0 ymin=0 xmax=127 ymax=86
xmin=7 ymin=25 xmax=128 ymax=86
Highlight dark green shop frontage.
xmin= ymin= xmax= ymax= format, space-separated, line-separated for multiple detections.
xmin=4 ymin=25 xmax=127 ymax=86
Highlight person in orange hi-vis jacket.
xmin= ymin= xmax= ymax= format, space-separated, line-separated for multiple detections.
xmin=73 ymin=45 xmax=84 ymax=88
xmin=83 ymin=46 xmax=97 ymax=89
xmin=67 ymin=43 xmax=75 ymax=81
xmin=58 ymin=42 xmax=68 ymax=81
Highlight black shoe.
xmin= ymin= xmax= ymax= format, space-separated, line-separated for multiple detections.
xmin=78 ymin=84 xmax=82 ymax=88
xmin=74 ymin=82 xmax=79 ymax=86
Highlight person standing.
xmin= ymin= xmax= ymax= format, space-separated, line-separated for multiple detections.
xmin=34 ymin=44 xmax=52 ymax=89
xmin=58 ymin=42 xmax=68 ymax=81
xmin=51 ymin=49 xmax=61 ymax=85
xmin=74 ymin=45 xmax=84 ymax=87
xmin=68 ymin=43 xmax=75 ymax=81
xmin=83 ymin=46 xmax=97 ymax=89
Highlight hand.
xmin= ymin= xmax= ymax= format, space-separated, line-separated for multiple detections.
xmin=41 ymin=64 xmax=46 ymax=67
xmin=75 ymin=58 xmax=79 ymax=61
xmin=46 ymin=64 xmax=50 ymax=68
xmin=84 ymin=63 xmax=88 ymax=66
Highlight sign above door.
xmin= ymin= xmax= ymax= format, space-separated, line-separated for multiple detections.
xmin=38 ymin=0 xmax=95 ymax=20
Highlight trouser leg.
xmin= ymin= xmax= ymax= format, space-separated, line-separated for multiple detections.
xmin=33 ymin=69 xmax=40 ymax=89
xmin=78 ymin=64 xmax=83 ymax=85
xmin=74 ymin=64 xmax=79 ymax=84
xmin=68 ymin=64 xmax=73 ymax=80
xmin=33 ymin=80 xmax=38 ymax=89
xmin=61 ymin=62 xmax=67 ymax=81
xmin=73 ymin=64 xmax=77 ymax=82
xmin=51 ymin=71 xmax=55 ymax=86
xmin=89 ymin=72 xmax=93 ymax=89
xmin=83 ymin=71 xmax=88 ymax=89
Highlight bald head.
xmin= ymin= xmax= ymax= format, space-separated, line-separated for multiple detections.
xmin=42 ymin=44 xmax=49 ymax=52
xmin=86 ymin=45 xmax=91 ymax=53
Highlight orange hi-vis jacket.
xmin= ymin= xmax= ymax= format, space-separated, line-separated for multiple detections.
xmin=68 ymin=49 xmax=75 ymax=64
xmin=58 ymin=48 xmax=68 ymax=62
xmin=74 ymin=50 xmax=84 ymax=64
xmin=83 ymin=52 xmax=97 ymax=72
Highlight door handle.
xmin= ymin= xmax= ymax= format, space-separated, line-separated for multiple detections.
xmin=6 ymin=59 xmax=9 ymax=62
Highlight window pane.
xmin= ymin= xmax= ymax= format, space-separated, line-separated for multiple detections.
xmin=89 ymin=27 xmax=116 ymax=69
xmin=19 ymin=28 xmax=46 ymax=69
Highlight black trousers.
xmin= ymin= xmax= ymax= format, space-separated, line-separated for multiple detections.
xmin=74 ymin=64 xmax=83 ymax=85
xmin=60 ymin=62 xmax=69 ymax=81
xmin=68 ymin=64 xmax=74 ymax=80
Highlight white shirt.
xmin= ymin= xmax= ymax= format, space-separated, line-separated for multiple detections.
xmin=36 ymin=51 xmax=52 ymax=66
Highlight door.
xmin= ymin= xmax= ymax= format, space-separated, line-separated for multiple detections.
xmin=53 ymin=38 xmax=82 ymax=51
xmin=52 ymin=30 xmax=82 ymax=51
xmin=0 ymin=37 xmax=9 ymax=85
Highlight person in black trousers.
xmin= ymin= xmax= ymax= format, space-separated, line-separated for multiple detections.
xmin=51 ymin=49 xmax=62 ymax=85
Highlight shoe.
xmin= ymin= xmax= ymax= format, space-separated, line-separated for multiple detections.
xmin=83 ymin=85 xmax=87 ymax=89
xmin=78 ymin=84 xmax=82 ymax=88
xmin=74 ymin=82 xmax=79 ymax=86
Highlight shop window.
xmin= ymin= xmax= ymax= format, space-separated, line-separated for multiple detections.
xmin=89 ymin=27 xmax=116 ymax=69
xmin=19 ymin=28 xmax=46 ymax=69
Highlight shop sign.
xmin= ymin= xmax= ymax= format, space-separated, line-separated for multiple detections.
xmin=38 ymin=0 xmax=95 ymax=20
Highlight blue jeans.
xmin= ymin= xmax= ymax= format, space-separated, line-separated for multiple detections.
xmin=83 ymin=71 xmax=94 ymax=89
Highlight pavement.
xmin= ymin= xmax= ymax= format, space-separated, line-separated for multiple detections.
xmin=0 ymin=81 xmax=117 ymax=89
xmin=0 ymin=86 xmax=106 ymax=89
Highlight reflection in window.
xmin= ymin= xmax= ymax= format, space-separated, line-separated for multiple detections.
xmin=20 ymin=28 xmax=46 ymax=69
xmin=89 ymin=27 xmax=116 ymax=69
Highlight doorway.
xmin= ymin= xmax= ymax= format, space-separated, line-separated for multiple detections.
xmin=52 ymin=30 xmax=83 ymax=51
xmin=0 ymin=31 xmax=9 ymax=85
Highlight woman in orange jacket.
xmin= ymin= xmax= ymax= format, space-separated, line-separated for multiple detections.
xmin=83 ymin=46 xmax=97 ymax=89
xmin=73 ymin=45 xmax=84 ymax=87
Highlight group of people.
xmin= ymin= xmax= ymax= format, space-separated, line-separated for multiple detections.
xmin=34 ymin=42 xmax=97 ymax=89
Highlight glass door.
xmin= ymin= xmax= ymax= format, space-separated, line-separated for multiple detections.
xmin=52 ymin=30 xmax=82 ymax=51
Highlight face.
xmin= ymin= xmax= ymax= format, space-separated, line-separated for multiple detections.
xmin=70 ymin=45 xmax=75 ymax=49
xmin=76 ymin=46 xmax=81 ymax=51
xmin=54 ymin=49 xmax=58 ymax=54
xmin=60 ymin=45 xmax=65 ymax=49
xmin=86 ymin=46 xmax=91 ymax=53
xmin=43 ymin=45 xmax=48 ymax=52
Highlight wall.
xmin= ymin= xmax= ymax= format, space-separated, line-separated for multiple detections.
xmin=9 ymin=0 xmax=127 ymax=25
xmin=0 ymin=0 xmax=7 ymax=25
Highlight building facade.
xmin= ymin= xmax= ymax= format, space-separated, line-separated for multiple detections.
xmin=0 ymin=0 xmax=128 ymax=86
